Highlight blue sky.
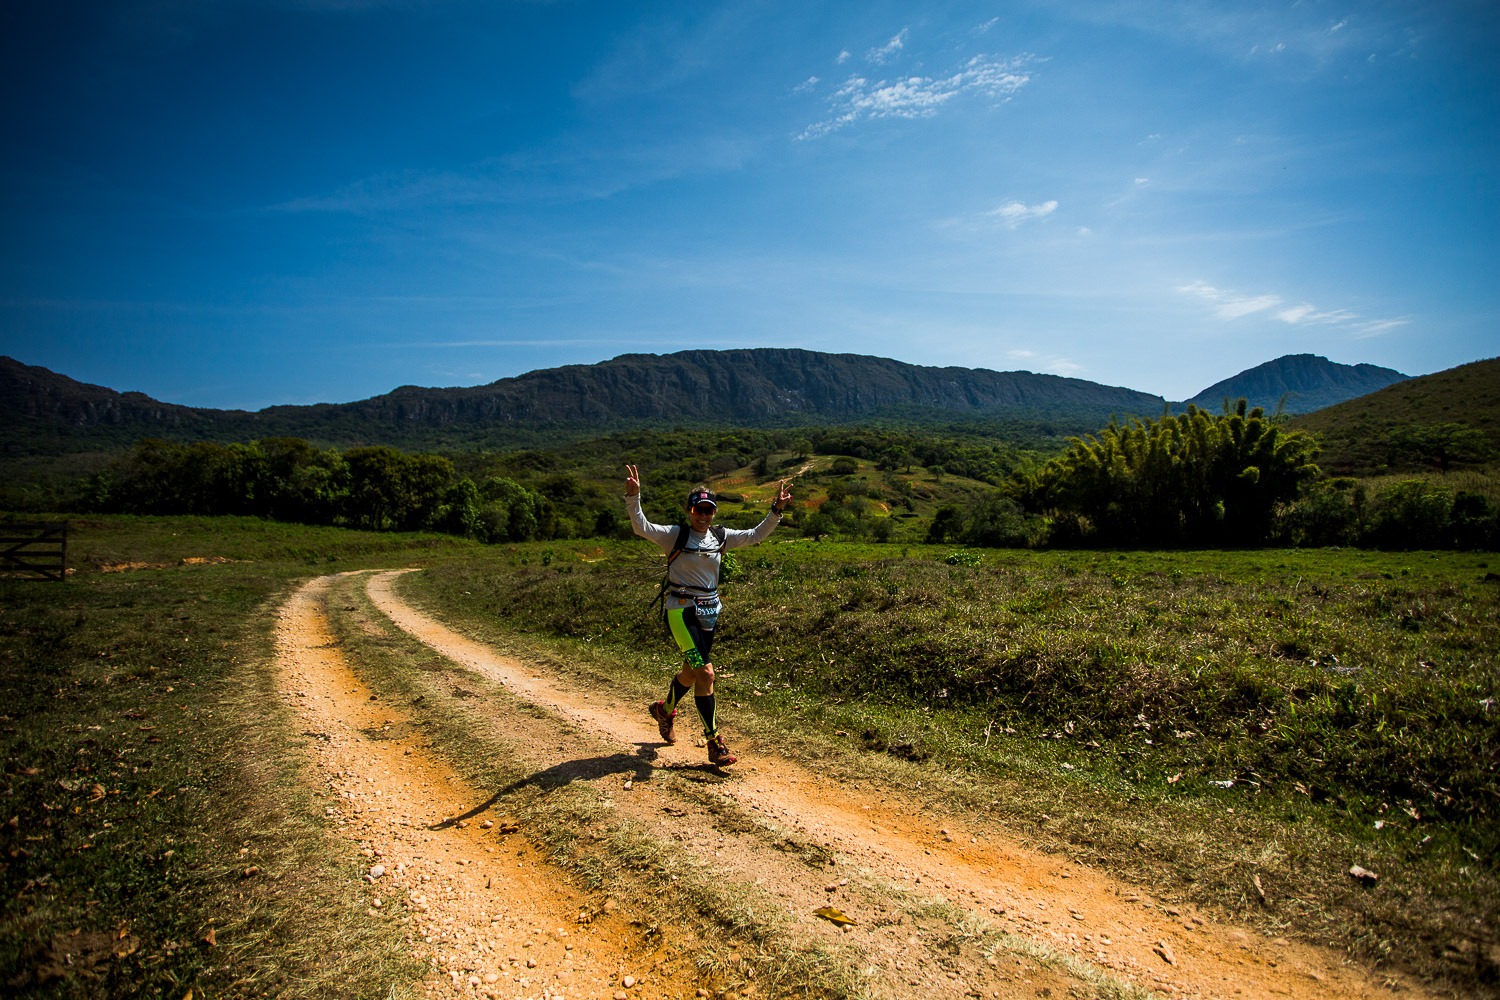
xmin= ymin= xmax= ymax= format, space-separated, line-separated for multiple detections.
xmin=2 ymin=1 xmax=1495 ymax=411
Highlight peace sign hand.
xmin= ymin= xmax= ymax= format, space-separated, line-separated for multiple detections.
xmin=624 ymin=464 xmax=641 ymax=497
xmin=773 ymin=479 xmax=793 ymax=512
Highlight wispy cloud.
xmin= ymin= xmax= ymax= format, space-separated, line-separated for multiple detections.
xmin=1180 ymin=280 xmax=1409 ymax=336
xmin=274 ymin=132 xmax=757 ymax=213
xmin=867 ymin=28 xmax=908 ymax=64
xmin=1181 ymin=280 xmax=1283 ymax=320
xmin=1058 ymin=2 xmax=1414 ymax=68
xmin=797 ymin=53 xmax=1036 ymax=140
xmin=987 ymin=199 xmax=1058 ymax=228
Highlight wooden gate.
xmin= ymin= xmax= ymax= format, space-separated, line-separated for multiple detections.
xmin=0 ymin=522 xmax=68 ymax=581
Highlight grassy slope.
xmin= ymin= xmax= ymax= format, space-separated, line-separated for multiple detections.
xmin=1291 ymin=357 xmax=1500 ymax=475
xmin=0 ymin=516 xmax=479 ymax=998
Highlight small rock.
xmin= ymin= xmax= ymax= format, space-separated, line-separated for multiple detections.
xmin=1153 ymin=940 xmax=1177 ymax=966
xmin=622 ymin=975 xmax=637 ymax=987
xmin=369 ymin=864 xmax=386 ymax=879
xmin=526 ymin=958 xmax=536 ymax=968
xmin=484 ymin=973 xmax=499 ymax=984
xmin=614 ymin=993 xmax=628 ymax=1000
xmin=1349 ymin=865 xmax=1379 ymax=886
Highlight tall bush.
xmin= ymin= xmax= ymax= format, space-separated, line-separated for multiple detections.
xmin=1017 ymin=402 xmax=1321 ymax=547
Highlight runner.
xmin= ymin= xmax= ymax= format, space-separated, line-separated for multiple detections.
xmin=624 ymin=464 xmax=792 ymax=766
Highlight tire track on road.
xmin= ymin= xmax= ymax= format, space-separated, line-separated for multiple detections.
xmin=367 ymin=570 xmax=1434 ymax=1000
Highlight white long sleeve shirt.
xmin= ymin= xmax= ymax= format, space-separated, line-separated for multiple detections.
xmin=627 ymin=495 xmax=781 ymax=606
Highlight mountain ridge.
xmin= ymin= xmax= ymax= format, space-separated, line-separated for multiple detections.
xmin=1 ymin=349 xmax=1416 ymax=455
xmin=1185 ymin=353 xmax=1408 ymax=414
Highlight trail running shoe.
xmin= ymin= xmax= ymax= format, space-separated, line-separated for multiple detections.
xmin=649 ymin=700 xmax=677 ymax=744
xmin=707 ymin=735 xmax=737 ymax=767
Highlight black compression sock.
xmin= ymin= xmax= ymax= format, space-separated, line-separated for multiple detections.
xmin=694 ymin=693 xmax=717 ymax=738
xmin=665 ymin=678 xmax=691 ymax=713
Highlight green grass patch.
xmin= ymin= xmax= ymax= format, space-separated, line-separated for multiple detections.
xmin=0 ymin=515 xmax=477 ymax=997
xmin=403 ymin=538 xmax=1500 ymax=989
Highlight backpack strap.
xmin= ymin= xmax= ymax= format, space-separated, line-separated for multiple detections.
xmin=666 ymin=523 xmax=693 ymax=564
xmin=648 ymin=524 xmax=726 ymax=611
xmin=649 ymin=524 xmax=694 ymax=612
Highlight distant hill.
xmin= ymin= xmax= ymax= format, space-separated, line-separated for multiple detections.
xmin=1183 ymin=354 xmax=1408 ymax=415
xmin=1 ymin=350 xmax=1168 ymax=455
xmin=7 ymin=349 xmax=1469 ymax=464
xmin=1289 ymin=357 xmax=1500 ymax=475
xmin=0 ymin=356 xmax=257 ymax=455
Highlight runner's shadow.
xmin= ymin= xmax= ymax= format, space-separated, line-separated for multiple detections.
xmin=426 ymin=747 xmax=662 ymax=830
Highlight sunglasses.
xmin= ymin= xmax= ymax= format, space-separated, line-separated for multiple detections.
xmin=692 ymin=504 xmax=716 ymax=515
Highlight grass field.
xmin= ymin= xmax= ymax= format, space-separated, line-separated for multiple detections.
xmin=403 ymin=537 xmax=1500 ymax=987
xmin=2 ymin=514 xmax=1496 ymax=995
xmin=0 ymin=515 xmax=479 ymax=997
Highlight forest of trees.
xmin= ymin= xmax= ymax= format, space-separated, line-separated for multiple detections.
xmin=79 ymin=437 xmax=611 ymax=543
xmin=35 ymin=408 xmax=1500 ymax=551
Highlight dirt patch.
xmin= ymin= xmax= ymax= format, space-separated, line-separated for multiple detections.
xmin=98 ymin=556 xmax=239 ymax=573
xmin=361 ymin=569 xmax=1437 ymax=1000
xmin=275 ymin=574 xmax=693 ymax=999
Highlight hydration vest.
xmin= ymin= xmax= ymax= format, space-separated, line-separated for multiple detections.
xmin=649 ymin=523 xmax=726 ymax=612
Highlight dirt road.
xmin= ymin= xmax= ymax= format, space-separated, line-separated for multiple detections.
xmin=275 ymin=570 xmax=1430 ymax=1000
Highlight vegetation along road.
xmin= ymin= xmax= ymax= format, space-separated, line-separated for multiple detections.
xmin=268 ymin=566 xmax=1448 ymax=999
xmin=2 ymin=517 xmax=1495 ymax=998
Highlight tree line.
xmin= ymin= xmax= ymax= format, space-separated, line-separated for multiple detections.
xmin=28 ymin=407 xmax=1500 ymax=551
xmin=80 ymin=437 xmax=617 ymax=543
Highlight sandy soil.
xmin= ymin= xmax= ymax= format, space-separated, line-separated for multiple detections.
xmin=276 ymin=573 xmax=694 ymax=1000
xmin=275 ymin=570 xmax=1433 ymax=1000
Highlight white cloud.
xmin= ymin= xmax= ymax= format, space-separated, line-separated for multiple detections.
xmin=793 ymin=76 xmax=819 ymax=94
xmin=837 ymin=49 xmax=851 ymax=64
xmin=1008 ymin=348 xmax=1081 ymax=377
xmin=1351 ymin=317 xmax=1411 ymax=338
xmin=797 ymin=54 xmax=1035 ymax=140
xmin=867 ymin=28 xmax=908 ymax=64
xmin=987 ymin=199 xmax=1058 ymax=228
xmin=975 ymin=17 xmax=999 ymax=34
xmin=1180 ymin=279 xmax=1281 ymax=319
xmin=1274 ymin=303 xmax=1357 ymax=325
xmin=1181 ymin=280 xmax=1408 ymax=335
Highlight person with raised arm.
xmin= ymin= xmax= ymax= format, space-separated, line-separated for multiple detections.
xmin=624 ymin=464 xmax=792 ymax=767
